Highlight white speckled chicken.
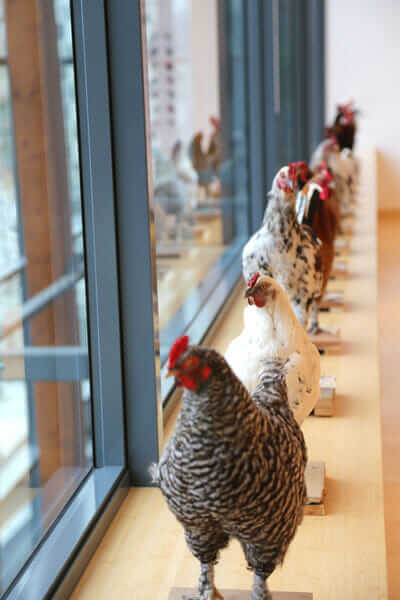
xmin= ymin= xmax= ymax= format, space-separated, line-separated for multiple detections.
xmin=225 ymin=274 xmax=320 ymax=424
xmin=153 ymin=336 xmax=307 ymax=600
xmin=242 ymin=165 xmax=323 ymax=330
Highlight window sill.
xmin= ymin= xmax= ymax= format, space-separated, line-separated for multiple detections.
xmin=5 ymin=467 xmax=128 ymax=600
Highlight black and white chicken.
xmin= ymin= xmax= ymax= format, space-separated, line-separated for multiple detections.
xmin=153 ymin=336 xmax=307 ymax=600
xmin=242 ymin=165 xmax=323 ymax=330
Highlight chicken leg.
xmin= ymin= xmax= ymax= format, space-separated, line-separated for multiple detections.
xmin=183 ymin=563 xmax=224 ymax=600
xmin=251 ymin=574 xmax=272 ymax=600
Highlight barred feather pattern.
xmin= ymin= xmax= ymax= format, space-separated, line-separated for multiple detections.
xmin=156 ymin=348 xmax=307 ymax=584
xmin=242 ymin=191 xmax=323 ymax=329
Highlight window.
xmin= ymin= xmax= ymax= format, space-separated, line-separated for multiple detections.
xmin=0 ymin=2 xmax=126 ymax=597
xmin=0 ymin=1 xmax=325 ymax=596
xmin=143 ymin=0 xmax=250 ymax=400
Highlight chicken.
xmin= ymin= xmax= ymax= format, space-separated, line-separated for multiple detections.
xmin=242 ymin=165 xmax=323 ymax=330
xmin=153 ymin=335 xmax=307 ymax=600
xmin=296 ymin=164 xmax=340 ymax=331
xmin=171 ymin=140 xmax=198 ymax=184
xmin=310 ymin=135 xmax=357 ymax=215
xmin=311 ymin=101 xmax=359 ymax=211
xmin=225 ymin=274 xmax=320 ymax=424
xmin=188 ymin=117 xmax=221 ymax=190
xmin=330 ymin=100 xmax=358 ymax=151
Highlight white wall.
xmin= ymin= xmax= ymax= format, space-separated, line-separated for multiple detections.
xmin=326 ymin=0 xmax=400 ymax=210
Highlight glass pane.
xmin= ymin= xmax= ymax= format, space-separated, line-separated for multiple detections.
xmin=144 ymin=0 xmax=249 ymax=368
xmin=278 ymin=0 xmax=298 ymax=165
xmin=0 ymin=0 xmax=92 ymax=592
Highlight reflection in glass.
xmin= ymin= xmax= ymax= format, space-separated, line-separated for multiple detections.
xmin=145 ymin=0 xmax=249 ymax=367
xmin=0 ymin=0 xmax=92 ymax=592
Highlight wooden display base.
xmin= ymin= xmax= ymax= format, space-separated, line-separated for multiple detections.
xmin=320 ymin=291 xmax=344 ymax=310
xmin=335 ymin=237 xmax=350 ymax=252
xmin=330 ymin=261 xmax=348 ymax=279
xmin=170 ymin=589 xmax=312 ymax=599
xmin=304 ymin=461 xmax=326 ymax=516
xmin=314 ymin=376 xmax=336 ymax=417
xmin=308 ymin=328 xmax=341 ymax=350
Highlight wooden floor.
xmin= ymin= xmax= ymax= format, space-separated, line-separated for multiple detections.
xmin=378 ymin=213 xmax=400 ymax=600
xmin=72 ymin=152 xmax=389 ymax=600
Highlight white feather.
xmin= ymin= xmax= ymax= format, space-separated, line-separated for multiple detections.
xmin=225 ymin=278 xmax=320 ymax=425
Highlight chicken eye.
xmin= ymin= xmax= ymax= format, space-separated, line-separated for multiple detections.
xmin=181 ymin=357 xmax=200 ymax=371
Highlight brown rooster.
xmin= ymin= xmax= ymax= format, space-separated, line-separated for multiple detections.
xmin=296 ymin=162 xmax=340 ymax=331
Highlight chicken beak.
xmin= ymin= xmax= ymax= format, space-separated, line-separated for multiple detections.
xmin=165 ymin=369 xmax=179 ymax=378
xmin=244 ymin=287 xmax=254 ymax=298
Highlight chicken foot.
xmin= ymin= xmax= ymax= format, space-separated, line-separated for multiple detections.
xmin=183 ymin=563 xmax=224 ymax=600
xmin=251 ymin=574 xmax=272 ymax=600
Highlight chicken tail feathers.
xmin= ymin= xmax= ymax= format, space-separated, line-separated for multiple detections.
xmin=252 ymin=359 xmax=290 ymax=413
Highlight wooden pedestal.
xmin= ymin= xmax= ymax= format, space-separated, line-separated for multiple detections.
xmin=330 ymin=261 xmax=348 ymax=279
xmin=335 ymin=237 xmax=350 ymax=252
xmin=314 ymin=376 xmax=336 ymax=417
xmin=304 ymin=461 xmax=326 ymax=516
xmin=320 ymin=291 xmax=344 ymax=310
xmin=169 ymin=590 xmax=312 ymax=599
xmin=308 ymin=328 xmax=341 ymax=350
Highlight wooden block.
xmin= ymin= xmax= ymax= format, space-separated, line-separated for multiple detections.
xmin=330 ymin=261 xmax=348 ymax=279
xmin=304 ymin=460 xmax=326 ymax=516
xmin=169 ymin=589 xmax=312 ymax=599
xmin=320 ymin=291 xmax=344 ymax=310
xmin=335 ymin=237 xmax=349 ymax=251
xmin=304 ymin=502 xmax=326 ymax=517
xmin=308 ymin=328 xmax=341 ymax=349
xmin=314 ymin=376 xmax=336 ymax=417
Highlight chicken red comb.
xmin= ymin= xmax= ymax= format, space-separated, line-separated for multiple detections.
xmin=319 ymin=183 xmax=330 ymax=200
xmin=168 ymin=335 xmax=189 ymax=369
xmin=210 ymin=116 xmax=220 ymax=129
xmin=322 ymin=167 xmax=334 ymax=183
xmin=317 ymin=178 xmax=331 ymax=200
xmin=337 ymin=101 xmax=356 ymax=126
xmin=288 ymin=163 xmax=297 ymax=183
xmin=296 ymin=161 xmax=309 ymax=182
xmin=247 ymin=272 xmax=260 ymax=289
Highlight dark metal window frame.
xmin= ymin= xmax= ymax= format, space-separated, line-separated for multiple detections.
xmin=2 ymin=1 xmax=326 ymax=598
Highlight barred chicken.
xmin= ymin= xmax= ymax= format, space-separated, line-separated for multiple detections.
xmin=242 ymin=165 xmax=323 ymax=330
xmin=225 ymin=274 xmax=320 ymax=424
xmin=296 ymin=164 xmax=340 ymax=331
xmin=153 ymin=335 xmax=307 ymax=600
